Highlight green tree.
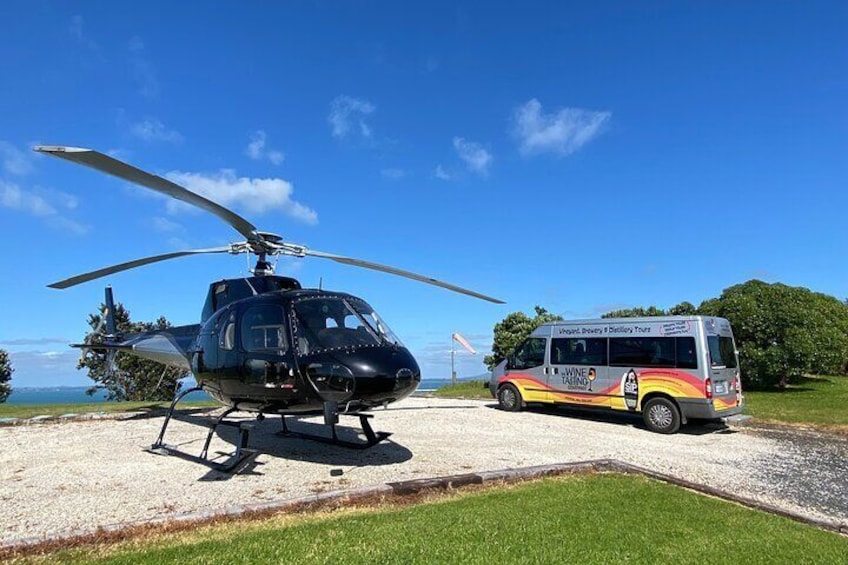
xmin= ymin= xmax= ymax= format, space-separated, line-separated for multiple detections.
xmin=602 ymin=305 xmax=667 ymax=318
xmin=699 ymin=280 xmax=848 ymax=389
xmin=485 ymin=306 xmax=563 ymax=370
xmin=668 ymin=301 xmax=697 ymax=316
xmin=602 ymin=302 xmax=696 ymax=318
xmin=79 ymin=302 xmax=188 ymax=401
xmin=0 ymin=348 xmax=12 ymax=403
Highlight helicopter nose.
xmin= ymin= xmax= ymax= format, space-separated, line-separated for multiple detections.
xmin=340 ymin=349 xmax=421 ymax=400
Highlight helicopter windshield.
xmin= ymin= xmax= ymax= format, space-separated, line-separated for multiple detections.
xmin=292 ymin=296 xmax=403 ymax=356
xmin=349 ymin=300 xmax=403 ymax=346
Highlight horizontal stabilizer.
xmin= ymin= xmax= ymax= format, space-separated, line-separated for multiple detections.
xmin=73 ymin=324 xmax=200 ymax=370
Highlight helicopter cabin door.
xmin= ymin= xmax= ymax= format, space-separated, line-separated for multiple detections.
xmin=238 ymin=303 xmax=297 ymax=389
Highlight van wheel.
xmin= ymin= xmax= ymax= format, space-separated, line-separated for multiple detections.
xmin=642 ymin=397 xmax=681 ymax=434
xmin=497 ymin=384 xmax=523 ymax=412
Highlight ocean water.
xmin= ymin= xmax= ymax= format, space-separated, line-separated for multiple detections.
xmin=5 ymin=377 xmax=488 ymax=405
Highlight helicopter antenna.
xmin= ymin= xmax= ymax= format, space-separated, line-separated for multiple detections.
xmin=319 ymin=276 xmax=323 ymax=290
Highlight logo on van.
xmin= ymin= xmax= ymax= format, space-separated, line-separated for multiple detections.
xmin=621 ymin=369 xmax=639 ymax=410
xmin=660 ymin=321 xmax=691 ymax=336
xmin=561 ymin=366 xmax=591 ymax=390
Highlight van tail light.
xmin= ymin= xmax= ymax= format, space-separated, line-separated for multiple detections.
xmin=705 ymin=377 xmax=713 ymax=400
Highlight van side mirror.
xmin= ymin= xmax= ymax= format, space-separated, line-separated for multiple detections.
xmin=505 ymin=354 xmax=515 ymax=370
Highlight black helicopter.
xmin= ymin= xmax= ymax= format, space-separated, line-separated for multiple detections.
xmin=37 ymin=145 xmax=503 ymax=471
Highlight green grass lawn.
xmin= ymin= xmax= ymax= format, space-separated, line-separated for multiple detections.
xmin=0 ymin=399 xmax=218 ymax=420
xmin=14 ymin=474 xmax=846 ymax=564
xmin=431 ymin=379 xmax=492 ymax=400
xmin=743 ymin=375 xmax=848 ymax=429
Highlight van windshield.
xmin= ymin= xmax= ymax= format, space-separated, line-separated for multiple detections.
xmin=707 ymin=336 xmax=738 ymax=368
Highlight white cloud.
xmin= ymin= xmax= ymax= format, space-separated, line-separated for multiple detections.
xmin=513 ymin=98 xmax=610 ymax=157
xmin=106 ymin=148 xmax=131 ymax=160
xmin=7 ymin=348 xmax=84 ymax=387
xmin=328 ymin=96 xmax=375 ymax=139
xmin=453 ymin=137 xmax=492 ymax=175
xmin=434 ymin=165 xmax=451 ymax=181
xmin=69 ymin=15 xmax=99 ymax=51
xmin=245 ymin=130 xmax=284 ymax=165
xmin=0 ymin=141 xmax=34 ymax=176
xmin=130 ymin=118 xmax=183 ymax=143
xmin=165 ymin=170 xmax=318 ymax=225
xmin=0 ymin=337 xmax=70 ymax=346
xmin=380 ymin=168 xmax=405 ymax=180
xmin=150 ymin=216 xmax=184 ymax=233
xmin=128 ymin=36 xmax=159 ymax=99
xmin=0 ymin=180 xmax=88 ymax=234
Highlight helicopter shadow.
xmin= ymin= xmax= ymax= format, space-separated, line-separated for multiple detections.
xmin=117 ymin=406 xmax=217 ymax=421
xmin=153 ymin=410 xmax=414 ymax=481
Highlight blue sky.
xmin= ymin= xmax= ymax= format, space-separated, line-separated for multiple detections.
xmin=1 ymin=1 xmax=846 ymax=388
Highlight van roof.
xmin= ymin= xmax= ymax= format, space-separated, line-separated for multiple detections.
xmin=539 ymin=315 xmax=717 ymax=326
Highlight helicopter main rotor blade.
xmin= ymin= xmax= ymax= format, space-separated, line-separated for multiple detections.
xmin=34 ymin=146 xmax=258 ymax=241
xmin=304 ymin=249 xmax=505 ymax=304
xmin=49 ymin=247 xmax=232 ymax=289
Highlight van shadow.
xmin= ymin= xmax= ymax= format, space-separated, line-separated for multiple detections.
xmin=152 ymin=410 xmax=414 ymax=480
xmin=485 ymin=403 xmax=735 ymax=436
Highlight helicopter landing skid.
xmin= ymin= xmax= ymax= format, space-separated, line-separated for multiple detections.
xmin=146 ymin=388 xmax=258 ymax=474
xmin=277 ymin=412 xmax=391 ymax=449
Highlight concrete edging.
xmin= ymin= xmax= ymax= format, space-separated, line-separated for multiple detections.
xmin=2 ymin=457 xmax=845 ymax=555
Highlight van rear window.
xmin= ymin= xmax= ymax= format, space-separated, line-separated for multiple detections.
xmin=708 ymin=336 xmax=737 ymax=368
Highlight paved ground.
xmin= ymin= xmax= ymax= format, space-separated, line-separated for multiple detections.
xmin=1 ymin=396 xmax=846 ymax=545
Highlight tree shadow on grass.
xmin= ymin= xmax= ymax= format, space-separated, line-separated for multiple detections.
xmin=746 ymin=375 xmax=837 ymax=394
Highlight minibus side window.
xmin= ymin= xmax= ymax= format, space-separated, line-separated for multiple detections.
xmin=675 ymin=337 xmax=698 ymax=369
xmin=509 ymin=337 xmax=546 ymax=370
xmin=610 ymin=337 xmax=675 ymax=367
xmin=551 ymin=338 xmax=607 ymax=365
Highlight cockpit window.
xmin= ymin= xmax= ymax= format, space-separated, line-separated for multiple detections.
xmin=350 ymin=300 xmax=403 ymax=346
xmin=292 ymin=297 xmax=400 ymax=355
xmin=241 ymin=304 xmax=288 ymax=353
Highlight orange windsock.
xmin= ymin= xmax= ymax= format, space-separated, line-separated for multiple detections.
xmin=452 ymin=332 xmax=476 ymax=355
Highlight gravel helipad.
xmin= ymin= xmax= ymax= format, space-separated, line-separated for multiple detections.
xmin=1 ymin=396 xmax=846 ymax=545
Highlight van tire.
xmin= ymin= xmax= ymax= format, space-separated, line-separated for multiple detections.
xmin=497 ymin=384 xmax=523 ymax=412
xmin=642 ymin=397 xmax=681 ymax=434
